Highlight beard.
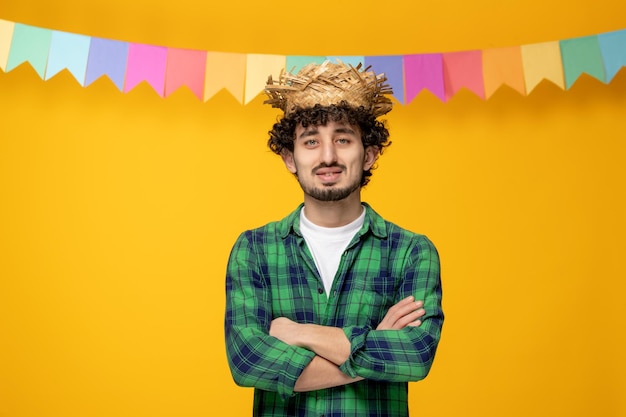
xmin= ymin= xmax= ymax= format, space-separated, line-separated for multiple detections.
xmin=300 ymin=181 xmax=361 ymax=201
xmin=296 ymin=163 xmax=362 ymax=202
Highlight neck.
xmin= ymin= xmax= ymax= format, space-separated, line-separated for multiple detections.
xmin=302 ymin=191 xmax=364 ymax=228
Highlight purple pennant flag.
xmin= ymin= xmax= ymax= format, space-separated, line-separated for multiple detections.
xmin=403 ymin=54 xmax=445 ymax=103
xmin=85 ymin=38 xmax=129 ymax=91
xmin=364 ymin=56 xmax=404 ymax=104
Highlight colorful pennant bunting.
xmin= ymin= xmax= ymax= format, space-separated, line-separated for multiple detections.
xmin=561 ymin=36 xmax=606 ymax=89
xmin=443 ymin=51 xmax=485 ymax=100
xmin=520 ymin=41 xmax=564 ymax=92
xmin=204 ymin=52 xmax=246 ymax=103
xmin=6 ymin=23 xmax=52 ymax=78
xmin=404 ymin=54 xmax=445 ymax=102
xmin=46 ymin=31 xmax=91 ymax=84
xmin=599 ymin=30 xmax=626 ymax=82
xmin=85 ymin=38 xmax=129 ymax=91
xmin=365 ymin=55 xmax=405 ymax=103
xmin=244 ymin=54 xmax=285 ymax=104
xmin=125 ymin=43 xmax=167 ymax=96
xmin=1 ymin=18 xmax=625 ymax=104
xmin=166 ymin=48 xmax=207 ymax=100
xmin=482 ymin=47 xmax=525 ymax=98
xmin=286 ymin=56 xmax=326 ymax=74
xmin=0 ymin=19 xmax=14 ymax=71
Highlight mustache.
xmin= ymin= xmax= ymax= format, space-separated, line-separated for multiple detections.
xmin=312 ymin=162 xmax=346 ymax=174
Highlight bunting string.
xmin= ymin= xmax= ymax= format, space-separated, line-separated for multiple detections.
xmin=1 ymin=18 xmax=626 ymax=104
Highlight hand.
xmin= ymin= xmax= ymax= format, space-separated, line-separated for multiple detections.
xmin=269 ymin=317 xmax=302 ymax=346
xmin=376 ymin=296 xmax=425 ymax=330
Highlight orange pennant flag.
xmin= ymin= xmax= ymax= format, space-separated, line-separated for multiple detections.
xmin=482 ymin=46 xmax=526 ymax=98
xmin=204 ymin=52 xmax=246 ymax=103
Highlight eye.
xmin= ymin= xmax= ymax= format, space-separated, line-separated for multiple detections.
xmin=336 ymin=138 xmax=350 ymax=144
xmin=304 ymin=139 xmax=318 ymax=146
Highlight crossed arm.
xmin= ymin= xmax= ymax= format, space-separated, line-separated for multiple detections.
xmin=226 ymin=232 xmax=442 ymax=397
xmin=270 ymin=296 xmax=426 ymax=392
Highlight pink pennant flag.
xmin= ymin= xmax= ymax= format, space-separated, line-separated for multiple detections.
xmin=482 ymin=46 xmax=526 ymax=98
xmin=124 ymin=43 xmax=167 ymax=96
xmin=165 ymin=48 xmax=207 ymax=100
xmin=403 ymin=54 xmax=445 ymax=102
xmin=442 ymin=51 xmax=485 ymax=100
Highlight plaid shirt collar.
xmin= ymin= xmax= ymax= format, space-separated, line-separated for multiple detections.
xmin=277 ymin=202 xmax=388 ymax=240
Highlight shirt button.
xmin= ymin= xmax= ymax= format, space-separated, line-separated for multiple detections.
xmin=318 ymin=288 xmax=324 ymax=294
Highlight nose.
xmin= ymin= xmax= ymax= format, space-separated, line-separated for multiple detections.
xmin=320 ymin=140 xmax=338 ymax=165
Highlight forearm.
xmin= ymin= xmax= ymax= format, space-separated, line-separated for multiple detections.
xmin=226 ymin=233 xmax=317 ymax=397
xmin=270 ymin=318 xmax=352 ymax=365
xmin=340 ymin=323 xmax=442 ymax=381
xmin=294 ymin=355 xmax=363 ymax=392
xmin=298 ymin=323 xmax=352 ymax=366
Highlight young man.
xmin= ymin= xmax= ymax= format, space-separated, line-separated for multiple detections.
xmin=225 ymin=61 xmax=443 ymax=416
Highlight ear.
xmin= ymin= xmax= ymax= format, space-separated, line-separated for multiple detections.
xmin=281 ymin=150 xmax=297 ymax=174
xmin=363 ymin=146 xmax=379 ymax=171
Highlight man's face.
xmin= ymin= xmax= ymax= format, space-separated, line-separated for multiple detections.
xmin=282 ymin=121 xmax=377 ymax=202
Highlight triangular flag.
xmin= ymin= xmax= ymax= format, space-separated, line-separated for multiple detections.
xmin=365 ymin=55 xmax=405 ymax=104
xmin=5 ymin=23 xmax=52 ymax=78
xmin=85 ymin=38 xmax=129 ymax=91
xmin=442 ymin=51 xmax=485 ymax=100
xmin=598 ymin=30 xmax=626 ymax=82
xmin=326 ymin=56 xmax=365 ymax=68
xmin=204 ymin=52 xmax=246 ymax=103
xmin=403 ymin=54 xmax=445 ymax=102
xmin=124 ymin=43 xmax=167 ymax=96
xmin=46 ymin=31 xmax=91 ymax=85
xmin=165 ymin=48 xmax=207 ymax=100
xmin=0 ymin=19 xmax=15 ymax=71
xmin=560 ymin=36 xmax=605 ymax=89
xmin=482 ymin=46 xmax=526 ymax=98
xmin=520 ymin=41 xmax=564 ymax=92
xmin=244 ymin=54 xmax=286 ymax=104
xmin=286 ymin=56 xmax=326 ymax=74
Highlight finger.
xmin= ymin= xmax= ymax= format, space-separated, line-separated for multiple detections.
xmin=406 ymin=320 xmax=422 ymax=327
xmin=376 ymin=298 xmax=425 ymax=330
xmin=390 ymin=303 xmax=424 ymax=323
xmin=394 ymin=309 xmax=426 ymax=329
xmin=390 ymin=298 xmax=423 ymax=316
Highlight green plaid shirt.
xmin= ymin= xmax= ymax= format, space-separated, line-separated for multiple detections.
xmin=225 ymin=203 xmax=443 ymax=417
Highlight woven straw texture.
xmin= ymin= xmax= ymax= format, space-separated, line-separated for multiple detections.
xmin=264 ymin=61 xmax=393 ymax=117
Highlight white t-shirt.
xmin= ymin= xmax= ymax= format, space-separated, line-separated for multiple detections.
xmin=300 ymin=207 xmax=365 ymax=296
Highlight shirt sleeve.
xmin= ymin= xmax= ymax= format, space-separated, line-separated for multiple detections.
xmin=339 ymin=235 xmax=444 ymax=382
xmin=224 ymin=231 xmax=316 ymax=399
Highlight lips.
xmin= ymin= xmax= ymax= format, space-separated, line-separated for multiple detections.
xmin=315 ymin=167 xmax=343 ymax=182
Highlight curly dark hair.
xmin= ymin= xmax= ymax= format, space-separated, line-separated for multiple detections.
xmin=267 ymin=102 xmax=391 ymax=186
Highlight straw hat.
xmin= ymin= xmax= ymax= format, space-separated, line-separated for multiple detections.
xmin=264 ymin=60 xmax=393 ymax=117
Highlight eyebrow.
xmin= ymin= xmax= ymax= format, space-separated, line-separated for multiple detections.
xmin=297 ymin=126 xmax=357 ymax=139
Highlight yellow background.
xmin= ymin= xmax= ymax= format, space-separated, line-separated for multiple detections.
xmin=1 ymin=1 xmax=625 ymax=416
